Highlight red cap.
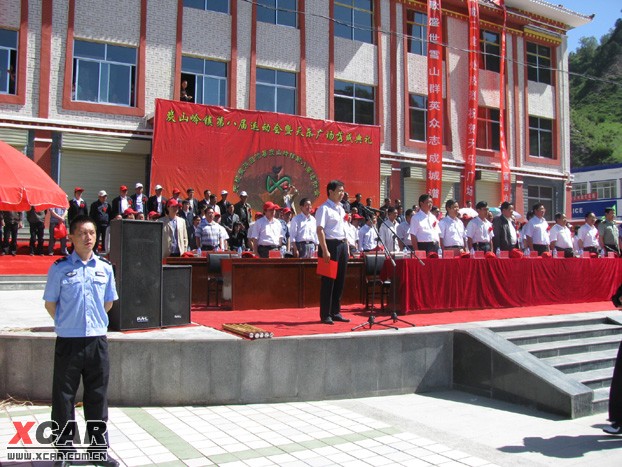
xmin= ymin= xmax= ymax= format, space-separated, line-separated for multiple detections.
xmin=74 ymin=186 xmax=84 ymax=192
xmin=509 ymin=248 xmax=524 ymax=259
xmin=172 ymin=188 xmax=181 ymax=195
xmin=282 ymin=208 xmax=292 ymax=214
xmin=120 ymin=185 xmax=128 ymax=191
xmin=263 ymin=201 xmax=280 ymax=211
xmin=352 ymin=214 xmax=364 ymax=220
xmin=123 ymin=208 xmax=136 ymax=215
xmin=148 ymin=211 xmax=159 ymax=219
xmin=254 ymin=212 xmax=264 ymax=220
xmin=485 ymin=251 xmax=497 ymax=259
xmin=541 ymin=251 xmax=553 ymax=258
xmin=167 ymin=199 xmax=180 ymax=208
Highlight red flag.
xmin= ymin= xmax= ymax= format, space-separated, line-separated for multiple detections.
xmin=426 ymin=0 xmax=443 ymax=206
xmin=462 ymin=0 xmax=479 ymax=205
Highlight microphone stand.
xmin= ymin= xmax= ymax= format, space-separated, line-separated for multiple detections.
xmin=352 ymin=207 xmax=398 ymax=331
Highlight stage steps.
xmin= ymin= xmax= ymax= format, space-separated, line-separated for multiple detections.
xmin=495 ymin=318 xmax=622 ymax=415
xmin=0 ymin=275 xmax=47 ymax=290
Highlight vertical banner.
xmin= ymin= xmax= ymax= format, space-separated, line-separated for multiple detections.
xmin=462 ymin=0 xmax=479 ymax=205
xmin=426 ymin=0 xmax=443 ymax=205
xmin=494 ymin=0 xmax=511 ymax=202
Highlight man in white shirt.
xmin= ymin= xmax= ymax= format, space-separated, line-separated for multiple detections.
xmin=345 ymin=213 xmax=362 ymax=256
xmin=549 ymin=212 xmax=574 ymax=257
xmin=316 ymin=180 xmax=350 ymax=324
xmin=396 ymin=209 xmax=413 ymax=251
xmin=523 ymin=203 xmax=550 ymax=256
xmin=289 ymin=198 xmax=318 ymax=258
xmin=577 ymin=211 xmax=600 ymax=254
xmin=409 ymin=194 xmax=441 ymax=253
xmin=250 ymin=202 xmax=284 ymax=258
xmin=359 ymin=214 xmax=378 ymax=252
xmin=440 ymin=199 xmax=466 ymax=253
xmin=197 ymin=207 xmax=226 ymax=251
xmin=379 ymin=206 xmax=401 ymax=253
xmin=466 ymin=201 xmax=494 ymax=252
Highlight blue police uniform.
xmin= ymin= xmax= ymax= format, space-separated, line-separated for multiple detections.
xmin=43 ymin=251 xmax=118 ymax=460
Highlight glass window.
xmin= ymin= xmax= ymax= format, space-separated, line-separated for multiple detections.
xmin=571 ymin=182 xmax=588 ymax=198
xmin=334 ymin=0 xmax=373 ymax=44
xmin=334 ymin=80 xmax=374 ymax=125
xmin=183 ymin=0 xmax=229 ymax=14
xmin=256 ymin=67 xmax=296 ymax=115
xmin=181 ymin=56 xmax=228 ymax=106
xmin=477 ymin=107 xmax=501 ymax=151
xmin=257 ymin=0 xmax=297 ymax=27
xmin=72 ymin=39 xmax=137 ymax=107
xmin=0 ymin=28 xmax=18 ymax=95
xmin=527 ymin=42 xmax=551 ymax=85
xmin=409 ymin=94 xmax=427 ymax=141
xmin=591 ymin=180 xmax=616 ymax=199
xmin=529 ymin=116 xmax=554 ymax=158
xmin=480 ymin=30 xmax=500 ymax=73
xmin=406 ymin=10 xmax=426 ymax=56
xmin=527 ymin=185 xmax=553 ymax=220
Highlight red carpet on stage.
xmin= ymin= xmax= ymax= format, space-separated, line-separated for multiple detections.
xmin=0 ymin=252 xmax=59 ymax=275
xmin=190 ymin=301 xmax=618 ymax=339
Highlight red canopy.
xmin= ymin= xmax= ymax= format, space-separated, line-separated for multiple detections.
xmin=0 ymin=140 xmax=68 ymax=211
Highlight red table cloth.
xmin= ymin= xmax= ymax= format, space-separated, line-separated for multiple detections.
xmin=382 ymin=257 xmax=622 ymax=313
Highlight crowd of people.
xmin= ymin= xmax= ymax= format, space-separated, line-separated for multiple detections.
xmin=2 ymin=183 xmax=621 ymax=260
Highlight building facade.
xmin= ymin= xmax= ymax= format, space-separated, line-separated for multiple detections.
xmin=0 ymin=0 xmax=590 ymax=216
xmin=572 ymin=164 xmax=622 ymax=221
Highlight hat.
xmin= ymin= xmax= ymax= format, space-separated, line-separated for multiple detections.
xmin=254 ymin=212 xmax=264 ymax=220
xmin=148 ymin=211 xmax=159 ymax=219
xmin=135 ymin=182 xmax=143 ymax=189
xmin=123 ymin=208 xmax=136 ymax=215
xmin=282 ymin=208 xmax=292 ymax=214
xmin=541 ymin=251 xmax=553 ymax=259
xmin=509 ymin=248 xmax=524 ymax=259
xmin=240 ymin=191 xmax=248 ymax=197
xmin=428 ymin=251 xmax=439 ymax=259
xmin=460 ymin=252 xmax=471 ymax=259
xmin=120 ymin=185 xmax=128 ymax=191
xmin=352 ymin=214 xmax=364 ymax=220
xmin=485 ymin=251 xmax=497 ymax=259
xmin=74 ymin=186 xmax=84 ymax=193
xmin=98 ymin=190 xmax=107 ymax=197
xmin=172 ymin=188 xmax=181 ymax=195
xmin=155 ymin=184 xmax=163 ymax=190
xmin=167 ymin=199 xmax=179 ymax=208
xmin=221 ymin=190 xmax=228 ymax=195
xmin=263 ymin=201 xmax=279 ymax=211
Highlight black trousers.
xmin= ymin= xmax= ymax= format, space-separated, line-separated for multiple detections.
xmin=95 ymin=224 xmax=108 ymax=252
xmin=319 ymin=239 xmax=349 ymax=320
xmin=610 ymin=339 xmax=622 ymax=424
xmin=2 ymin=223 xmax=18 ymax=253
xmin=29 ymin=221 xmax=45 ymax=254
xmin=417 ymin=241 xmax=438 ymax=254
xmin=52 ymin=336 xmax=110 ymax=452
xmin=533 ymin=244 xmax=550 ymax=255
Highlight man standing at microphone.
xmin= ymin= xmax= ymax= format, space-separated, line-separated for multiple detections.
xmin=316 ymin=180 xmax=350 ymax=325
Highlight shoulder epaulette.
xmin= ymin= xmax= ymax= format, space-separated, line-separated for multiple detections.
xmin=99 ymin=257 xmax=112 ymax=265
xmin=54 ymin=256 xmax=68 ymax=265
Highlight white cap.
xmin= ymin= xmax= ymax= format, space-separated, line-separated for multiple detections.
xmin=98 ymin=190 xmax=107 ymax=197
xmin=240 ymin=191 xmax=248 ymax=196
xmin=221 ymin=190 xmax=228 ymax=195
xmin=155 ymin=184 xmax=163 ymax=190
xmin=135 ymin=182 xmax=143 ymax=188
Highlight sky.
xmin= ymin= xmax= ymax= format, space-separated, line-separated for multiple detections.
xmin=556 ymin=0 xmax=621 ymax=52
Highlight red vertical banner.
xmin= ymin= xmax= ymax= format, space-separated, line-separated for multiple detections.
xmin=462 ymin=0 xmax=479 ymax=205
xmin=426 ymin=0 xmax=443 ymax=205
xmin=494 ymin=0 xmax=511 ymax=202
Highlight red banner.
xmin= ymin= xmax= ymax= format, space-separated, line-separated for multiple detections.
xmin=151 ymin=100 xmax=380 ymax=211
xmin=462 ymin=0 xmax=479 ymax=205
xmin=426 ymin=0 xmax=443 ymax=205
xmin=494 ymin=0 xmax=512 ymax=202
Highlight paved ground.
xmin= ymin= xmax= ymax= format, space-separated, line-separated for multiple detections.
xmin=1 ymin=290 xmax=621 ymax=466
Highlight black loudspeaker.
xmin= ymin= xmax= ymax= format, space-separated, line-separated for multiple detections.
xmin=161 ymin=265 xmax=192 ymax=327
xmin=108 ymin=219 xmax=163 ymax=331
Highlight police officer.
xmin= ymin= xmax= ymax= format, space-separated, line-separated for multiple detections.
xmin=43 ymin=215 xmax=119 ymax=466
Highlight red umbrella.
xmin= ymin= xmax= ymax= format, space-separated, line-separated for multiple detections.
xmin=0 ymin=140 xmax=68 ymax=211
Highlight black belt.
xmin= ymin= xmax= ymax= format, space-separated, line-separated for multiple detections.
xmin=326 ymin=239 xmax=347 ymax=243
xmin=444 ymin=245 xmax=463 ymax=249
xmin=475 ymin=242 xmax=489 ymax=246
xmin=201 ymin=244 xmax=216 ymax=251
xmin=258 ymin=245 xmax=279 ymax=249
xmin=296 ymin=241 xmax=315 ymax=244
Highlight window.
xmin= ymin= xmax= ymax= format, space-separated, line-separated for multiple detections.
xmin=591 ymin=180 xmax=616 ymax=199
xmin=72 ymin=40 xmax=137 ymax=107
xmin=0 ymin=29 xmax=17 ymax=95
xmin=480 ymin=30 xmax=500 ymax=72
xmin=477 ymin=107 xmax=500 ymax=151
xmin=334 ymin=0 xmax=373 ymax=44
xmin=257 ymin=0 xmax=297 ymax=27
xmin=256 ymin=68 xmax=296 ymax=114
xmin=527 ymin=185 xmax=553 ymax=221
xmin=571 ymin=182 xmax=588 ymax=198
xmin=526 ymin=42 xmax=551 ymax=85
xmin=406 ymin=10 xmax=426 ymax=56
xmin=334 ymin=80 xmax=374 ymax=125
xmin=183 ymin=0 xmax=228 ymax=13
xmin=409 ymin=94 xmax=427 ymax=141
xmin=181 ymin=57 xmax=227 ymax=106
xmin=529 ymin=116 xmax=554 ymax=159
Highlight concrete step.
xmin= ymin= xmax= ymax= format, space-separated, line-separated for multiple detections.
xmin=0 ymin=275 xmax=47 ymax=290
xmin=522 ymin=334 xmax=622 ymax=358
xmin=541 ymin=348 xmax=618 ymax=374
xmin=493 ymin=317 xmax=609 ymax=333
xmin=568 ymin=367 xmax=614 ymax=390
xmin=498 ymin=323 xmax=622 ymax=346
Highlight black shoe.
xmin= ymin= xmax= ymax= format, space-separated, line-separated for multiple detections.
xmin=322 ymin=317 xmax=334 ymax=325
xmin=332 ymin=315 xmax=350 ymax=323
xmin=10 ymin=251 xmax=16 ymax=256
xmin=603 ymin=422 xmax=622 ymax=435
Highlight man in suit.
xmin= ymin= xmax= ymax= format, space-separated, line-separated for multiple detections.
xmin=110 ymin=185 xmax=132 ymax=220
xmin=89 ymin=190 xmax=110 ymax=253
xmin=161 ymin=199 xmax=188 ymax=259
xmin=147 ymin=185 xmax=167 ymax=219
xmin=234 ymin=191 xmax=252 ymax=230
xmin=67 ymin=187 xmax=88 ymax=225
xmin=492 ymin=201 xmax=519 ymax=252
xmin=185 ymin=188 xmax=199 ymax=216
xmin=130 ymin=183 xmax=148 ymax=216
